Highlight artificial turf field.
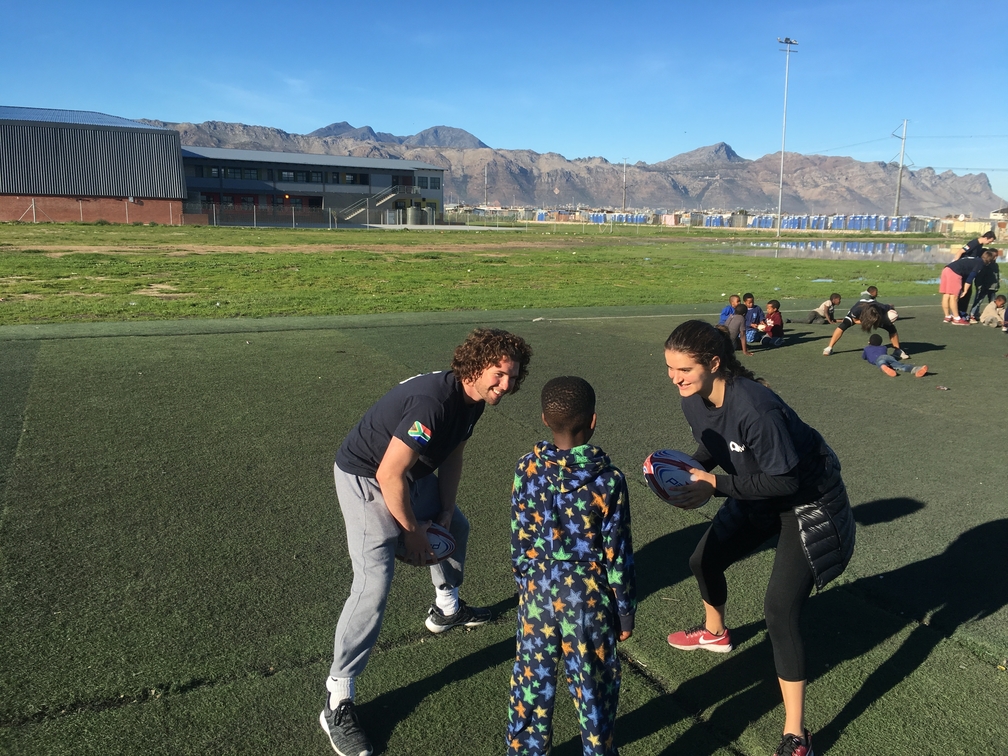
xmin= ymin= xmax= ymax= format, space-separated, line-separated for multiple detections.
xmin=1 ymin=298 xmax=1006 ymax=755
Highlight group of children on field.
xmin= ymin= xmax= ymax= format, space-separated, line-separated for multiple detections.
xmin=718 ymin=293 xmax=785 ymax=355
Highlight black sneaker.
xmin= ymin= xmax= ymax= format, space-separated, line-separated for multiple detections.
xmin=424 ymin=600 xmax=492 ymax=633
xmin=319 ymin=699 xmax=372 ymax=756
xmin=773 ymin=729 xmax=814 ymax=756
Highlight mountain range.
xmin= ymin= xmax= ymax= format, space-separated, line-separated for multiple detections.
xmin=143 ymin=119 xmax=1004 ymax=217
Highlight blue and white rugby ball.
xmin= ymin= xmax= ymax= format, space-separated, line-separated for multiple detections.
xmin=395 ymin=522 xmax=456 ymax=565
xmin=643 ymin=449 xmax=710 ymax=508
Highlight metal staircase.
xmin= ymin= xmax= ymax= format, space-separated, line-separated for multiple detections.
xmin=337 ymin=185 xmax=421 ymax=222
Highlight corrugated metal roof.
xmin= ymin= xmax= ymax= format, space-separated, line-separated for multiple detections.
xmin=181 ymin=146 xmax=442 ymax=172
xmin=0 ymin=105 xmax=169 ymax=131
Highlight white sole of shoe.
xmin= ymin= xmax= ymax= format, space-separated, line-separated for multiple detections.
xmin=319 ymin=710 xmax=372 ymax=756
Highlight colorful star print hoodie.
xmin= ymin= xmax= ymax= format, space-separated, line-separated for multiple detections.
xmin=511 ymin=441 xmax=636 ymax=631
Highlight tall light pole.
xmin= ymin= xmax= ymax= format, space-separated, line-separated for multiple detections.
xmin=893 ymin=119 xmax=907 ymax=217
xmin=776 ymin=37 xmax=797 ymax=238
xmin=622 ymin=158 xmax=628 ymax=213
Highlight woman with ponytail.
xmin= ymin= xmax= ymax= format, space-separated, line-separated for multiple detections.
xmin=660 ymin=320 xmax=855 ymax=756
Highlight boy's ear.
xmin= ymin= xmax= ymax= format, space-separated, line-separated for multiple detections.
xmin=590 ymin=413 xmax=597 ymax=431
xmin=541 ymin=412 xmax=549 ymax=428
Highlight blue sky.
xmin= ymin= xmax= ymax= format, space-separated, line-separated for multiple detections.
xmin=4 ymin=0 xmax=1006 ymax=201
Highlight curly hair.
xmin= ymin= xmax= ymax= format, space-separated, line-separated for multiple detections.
xmin=858 ymin=303 xmax=887 ymax=332
xmin=451 ymin=328 xmax=532 ymax=393
xmin=541 ymin=376 xmax=595 ymax=435
xmin=664 ymin=320 xmax=760 ymax=384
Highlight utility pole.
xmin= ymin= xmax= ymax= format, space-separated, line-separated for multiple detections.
xmin=484 ymin=164 xmax=488 ymax=207
xmin=622 ymin=158 xmax=628 ymax=213
xmin=893 ymin=119 xmax=907 ymax=217
xmin=776 ymin=37 xmax=797 ymax=238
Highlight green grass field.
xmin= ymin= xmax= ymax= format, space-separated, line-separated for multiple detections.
xmin=0 ymin=223 xmax=953 ymax=325
xmin=1 ymin=225 xmax=1006 ymax=755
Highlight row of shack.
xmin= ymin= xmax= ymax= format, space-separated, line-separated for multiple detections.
xmin=533 ymin=209 xmax=940 ymax=233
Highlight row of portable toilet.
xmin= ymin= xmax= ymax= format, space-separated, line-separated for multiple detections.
xmin=588 ymin=212 xmax=649 ymax=224
xmin=746 ymin=214 xmax=929 ymax=232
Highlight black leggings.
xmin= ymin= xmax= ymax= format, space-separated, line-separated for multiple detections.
xmin=689 ymin=507 xmax=814 ymax=681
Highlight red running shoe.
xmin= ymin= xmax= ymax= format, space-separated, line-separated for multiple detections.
xmin=774 ymin=729 xmax=814 ymax=756
xmin=667 ymin=624 xmax=732 ymax=653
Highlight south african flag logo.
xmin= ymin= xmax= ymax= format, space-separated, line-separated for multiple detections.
xmin=408 ymin=421 xmax=432 ymax=447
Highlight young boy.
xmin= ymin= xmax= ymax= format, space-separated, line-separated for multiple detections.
xmin=862 ymin=333 xmax=927 ymax=377
xmin=724 ymin=303 xmax=753 ymax=356
xmin=507 ymin=376 xmax=636 ymax=756
xmin=979 ymin=294 xmax=1007 ymax=329
xmin=743 ymin=292 xmax=765 ymax=345
xmin=757 ymin=299 xmax=785 ymax=347
xmin=805 ymin=293 xmax=842 ymax=324
xmin=719 ymin=294 xmax=741 ymax=325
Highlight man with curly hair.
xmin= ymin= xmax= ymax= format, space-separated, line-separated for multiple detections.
xmin=320 ymin=328 xmax=532 ymax=756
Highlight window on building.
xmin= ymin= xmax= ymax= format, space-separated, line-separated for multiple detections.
xmin=310 ymin=171 xmax=323 ymax=183
xmin=329 ymin=172 xmax=339 ymax=184
xmin=295 ymin=171 xmax=307 ymax=182
xmin=344 ymin=173 xmax=356 ymax=184
xmin=417 ymin=176 xmax=429 ymax=189
xmin=226 ymin=168 xmax=242 ymax=179
xmin=241 ymin=196 xmax=255 ymax=207
xmin=244 ymin=169 xmax=258 ymax=180
xmin=359 ymin=174 xmax=369 ymax=186
xmin=273 ymin=195 xmax=284 ymax=206
xmin=210 ymin=167 xmax=221 ymax=178
xmin=221 ymin=195 xmax=234 ymax=206
xmin=280 ymin=170 xmax=295 ymax=182
xmin=266 ymin=169 xmax=274 ymax=181
xmin=427 ymin=201 xmax=437 ymax=211
xmin=308 ymin=197 xmax=323 ymax=208
xmin=290 ymin=198 xmax=303 ymax=209
xmin=430 ymin=177 xmax=441 ymax=190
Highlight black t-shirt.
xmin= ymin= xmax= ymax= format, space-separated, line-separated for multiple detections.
xmin=681 ymin=378 xmax=826 ymax=502
xmin=336 ymin=371 xmax=484 ymax=480
xmin=961 ymin=238 xmax=986 ymax=258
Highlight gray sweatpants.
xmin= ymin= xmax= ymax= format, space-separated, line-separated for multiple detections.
xmin=328 ymin=463 xmax=470 ymax=680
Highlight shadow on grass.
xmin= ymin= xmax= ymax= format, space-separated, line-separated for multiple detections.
xmin=632 ymin=522 xmax=711 ymax=604
xmin=361 ymin=635 xmax=515 ymax=753
xmin=814 ymin=517 xmax=1008 ymax=751
xmin=897 ymin=341 xmax=945 ymax=356
xmin=617 ymin=497 xmax=1001 ymax=754
xmin=851 ymin=497 xmax=924 ymax=526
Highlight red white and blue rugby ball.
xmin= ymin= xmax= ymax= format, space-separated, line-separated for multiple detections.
xmin=395 ymin=522 xmax=456 ymax=565
xmin=643 ymin=449 xmax=710 ymax=508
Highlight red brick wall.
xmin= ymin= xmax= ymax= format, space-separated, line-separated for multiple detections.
xmin=0 ymin=196 xmax=183 ymax=224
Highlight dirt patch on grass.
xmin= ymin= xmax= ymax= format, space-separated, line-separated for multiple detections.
xmin=20 ymin=238 xmax=659 ymax=257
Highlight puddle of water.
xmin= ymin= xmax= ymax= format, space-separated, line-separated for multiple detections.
xmin=707 ymin=240 xmax=964 ymax=264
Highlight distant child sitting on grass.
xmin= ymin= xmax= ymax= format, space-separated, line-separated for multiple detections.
xmin=862 ymin=334 xmax=927 ymax=378
xmin=743 ymin=293 xmax=765 ymax=345
xmin=756 ymin=300 xmax=785 ymax=347
xmin=979 ymin=294 xmax=1006 ymax=330
xmin=719 ymin=294 xmax=742 ymax=325
xmin=507 ymin=376 xmax=636 ymax=756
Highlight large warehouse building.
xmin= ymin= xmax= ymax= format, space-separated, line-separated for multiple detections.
xmin=0 ymin=106 xmax=186 ymax=223
xmin=0 ymin=105 xmax=446 ymax=226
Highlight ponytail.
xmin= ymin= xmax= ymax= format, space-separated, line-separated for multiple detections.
xmin=665 ymin=320 xmax=760 ymax=383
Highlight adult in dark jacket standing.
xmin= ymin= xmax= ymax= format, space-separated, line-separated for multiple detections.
xmin=656 ymin=320 xmax=855 ymax=756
